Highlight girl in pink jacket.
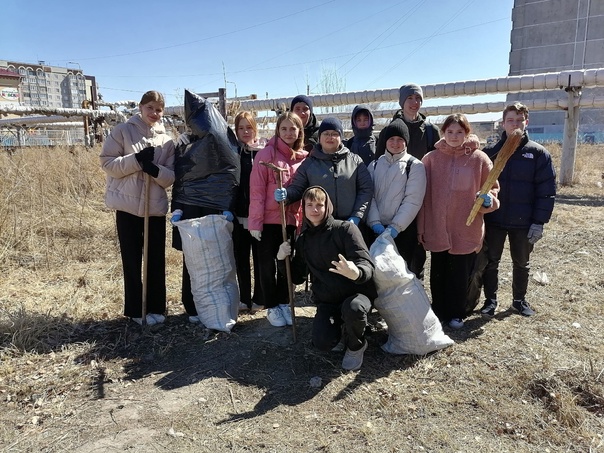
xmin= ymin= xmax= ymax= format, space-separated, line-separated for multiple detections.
xmin=418 ymin=114 xmax=499 ymax=329
xmin=249 ymin=112 xmax=308 ymax=327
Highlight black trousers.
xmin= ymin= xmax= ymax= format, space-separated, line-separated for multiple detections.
xmin=256 ymin=223 xmax=295 ymax=309
xmin=115 ymin=210 xmax=166 ymax=318
xmin=312 ymin=294 xmax=372 ymax=352
xmin=429 ymin=250 xmax=476 ymax=323
xmin=483 ymin=225 xmax=533 ymax=302
xmin=232 ymin=220 xmax=263 ymax=307
xmin=394 ymin=219 xmax=426 ymax=279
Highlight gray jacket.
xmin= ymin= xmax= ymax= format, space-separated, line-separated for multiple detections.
xmin=285 ymin=144 xmax=373 ymax=220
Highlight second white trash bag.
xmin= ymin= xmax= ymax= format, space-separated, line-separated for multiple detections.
xmin=174 ymin=215 xmax=239 ymax=332
xmin=369 ymin=232 xmax=454 ymax=355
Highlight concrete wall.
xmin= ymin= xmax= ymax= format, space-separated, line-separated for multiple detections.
xmin=508 ymin=0 xmax=604 ymax=142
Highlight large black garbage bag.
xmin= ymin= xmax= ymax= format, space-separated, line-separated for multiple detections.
xmin=172 ymin=90 xmax=240 ymax=210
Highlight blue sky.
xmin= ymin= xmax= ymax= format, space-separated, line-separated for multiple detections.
xmin=2 ymin=0 xmax=513 ymax=116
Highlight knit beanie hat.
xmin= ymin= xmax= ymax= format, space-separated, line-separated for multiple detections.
xmin=399 ymin=83 xmax=423 ymax=108
xmin=383 ymin=119 xmax=410 ymax=145
xmin=318 ymin=117 xmax=344 ymax=137
xmin=290 ymin=95 xmax=313 ymax=114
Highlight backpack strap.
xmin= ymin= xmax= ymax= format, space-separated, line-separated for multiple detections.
xmin=424 ymin=121 xmax=434 ymax=150
xmin=405 ymin=154 xmax=418 ymax=178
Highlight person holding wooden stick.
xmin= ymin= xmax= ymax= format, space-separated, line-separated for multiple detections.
xmin=249 ymin=112 xmax=308 ymax=327
xmin=277 ymin=186 xmax=377 ymax=371
xmin=100 ymin=90 xmax=175 ymax=326
xmin=418 ymin=114 xmax=499 ymax=329
xmin=479 ymin=103 xmax=557 ymax=318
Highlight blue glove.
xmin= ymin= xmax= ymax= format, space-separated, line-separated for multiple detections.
xmin=372 ymin=224 xmax=385 ymax=235
xmin=478 ymin=193 xmax=492 ymax=208
xmin=274 ymin=188 xmax=287 ymax=202
xmin=386 ymin=226 xmax=398 ymax=238
xmin=170 ymin=209 xmax=183 ymax=224
xmin=347 ymin=216 xmax=360 ymax=226
xmin=222 ymin=210 xmax=234 ymax=222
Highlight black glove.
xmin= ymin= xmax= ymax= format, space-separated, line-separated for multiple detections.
xmin=135 ymin=146 xmax=155 ymax=164
xmin=141 ymin=161 xmax=159 ymax=178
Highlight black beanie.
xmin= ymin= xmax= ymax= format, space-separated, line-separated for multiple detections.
xmin=290 ymin=95 xmax=313 ymax=113
xmin=318 ymin=117 xmax=343 ymax=137
xmin=383 ymin=119 xmax=410 ymax=145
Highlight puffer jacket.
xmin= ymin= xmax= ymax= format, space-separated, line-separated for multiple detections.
xmin=248 ymin=136 xmax=308 ymax=231
xmin=418 ymin=136 xmax=499 ymax=254
xmin=285 ymin=143 xmax=373 ymax=221
xmin=344 ymin=105 xmax=377 ymax=166
xmin=367 ymin=151 xmax=426 ymax=233
xmin=100 ymin=114 xmax=175 ymax=217
xmin=483 ymin=131 xmax=556 ymax=228
xmin=287 ymin=187 xmax=377 ymax=304
xmin=376 ymin=111 xmax=440 ymax=160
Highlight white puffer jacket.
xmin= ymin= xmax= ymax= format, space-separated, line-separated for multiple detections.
xmin=100 ymin=114 xmax=175 ymax=217
xmin=367 ymin=151 xmax=426 ymax=233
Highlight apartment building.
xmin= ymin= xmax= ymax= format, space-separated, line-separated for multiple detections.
xmin=0 ymin=60 xmax=91 ymax=109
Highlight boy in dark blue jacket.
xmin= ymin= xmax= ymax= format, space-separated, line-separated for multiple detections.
xmin=479 ymin=102 xmax=556 ymax=318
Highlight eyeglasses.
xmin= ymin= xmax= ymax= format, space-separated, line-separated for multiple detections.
xmin=322 ymin=132 xmax=340 ymax=138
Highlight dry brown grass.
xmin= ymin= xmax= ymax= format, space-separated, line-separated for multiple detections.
xmin=0 ymin=144 xmax=603 ymax=452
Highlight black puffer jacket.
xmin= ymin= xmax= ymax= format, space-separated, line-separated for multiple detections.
xmin=285 ymin=144 xmax=373 ymax=221
xmin=376 ymin=111 xmax=439 ymax=160
xmin=287 ymin=187 xmax=377 ymax=304
xmin=344 ymin=105 xmax=377 ymax=166
xmin=483 ymin=131 xmax=556 ymax=228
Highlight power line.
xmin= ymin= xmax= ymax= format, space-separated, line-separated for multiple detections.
xmin=63 ymin=1 xmax=336 ymax=62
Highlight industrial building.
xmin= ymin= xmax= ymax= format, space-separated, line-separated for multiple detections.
xmin=508 ymin=0 xmax=604 ymax=142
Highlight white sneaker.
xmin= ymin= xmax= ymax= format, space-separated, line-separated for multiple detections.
xmin=279 ymin=304 xmax=293 ymax=326
xmin=149 ymin=313 xmax=165 ymax=324
xmin=342 ymin=341 xmax=368 ymax=371
xmin=188 ymin=315 xmax=201 ymax=324
xmin=448 ymin=318 xmax=464 ymax=329
xmin=267 ymin=307 xmax=287 ymax=327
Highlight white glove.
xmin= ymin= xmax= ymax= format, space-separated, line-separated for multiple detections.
xmin=329 ymin=254 xmax=360 ymax=281
xmin=250 ymin=230 xmax=262 ymax=241
xmin=276 ymin=241 xmax=291 ymax=260
xmin=176 ymin=133 xmax=191 ymax=146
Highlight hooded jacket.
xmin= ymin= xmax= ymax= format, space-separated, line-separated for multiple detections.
xmin=303 ymin=113 xmax=320 ymax=152
xmin=100 ymin=114 xmax=175 ymax=217
xmin=287 ymin=186 xmax=377 ymax=304
xmin=418 ymin=135 xmax=499 ymax=254
xmin=367 ymin=150 xmax=426 ymax=233
xmin=376 ymin=111 xmax=440 ymax=160
xmin=233 ymin=142 xmax=261 ymax=218
xmin=285 ymin=143 xmax=373 ymax=221
xmin=344 ymin=105 xmax=377 ymax=166
xmin=248 ymin=136 xmax=308 ymax=231
xmin=483 ymin=131 xmax=556 ymax=228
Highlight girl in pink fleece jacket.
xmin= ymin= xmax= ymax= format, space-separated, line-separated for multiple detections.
xmin=418 ymin=114 xmax=499 ymax=329
xmin=249 ymin=112 xmax=308 ymax=327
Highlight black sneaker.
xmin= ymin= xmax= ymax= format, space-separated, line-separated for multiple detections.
xmin=512 ymin=299 xmax=535 ymax=317
xmin=480 ymin=299 xmax=497 ymax=318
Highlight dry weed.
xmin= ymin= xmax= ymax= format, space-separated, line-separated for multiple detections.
xmin=0 ymin=144 xmax=602 ymax=452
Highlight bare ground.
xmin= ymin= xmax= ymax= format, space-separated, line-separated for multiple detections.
xmin=0 ymin=144 xmax=603 ymax=452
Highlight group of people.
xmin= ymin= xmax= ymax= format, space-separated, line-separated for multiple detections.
xmin=100 ymin=84 xmax=557 ymax=371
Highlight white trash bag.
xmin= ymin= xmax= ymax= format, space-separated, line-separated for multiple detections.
xmin=369 ymin=232 xmax=453 ymax=355
xmin=174 ymin=215 xmax=239 ymax=332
